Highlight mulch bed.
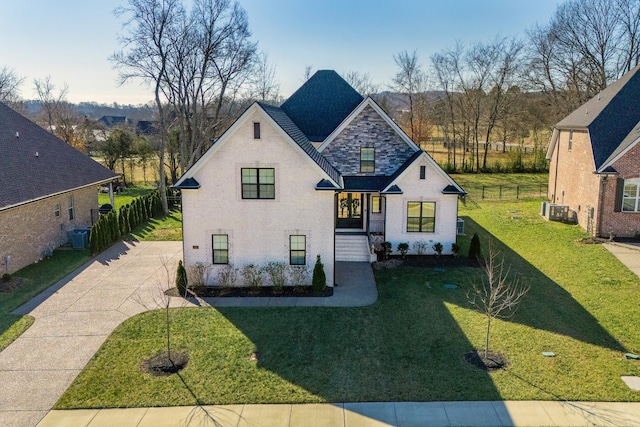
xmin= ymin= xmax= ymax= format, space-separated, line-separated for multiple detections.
xmin=0 ymin=277 xmax=27 ymax=293
xmin=463 ymin=350 xmax=509 ymax=371
xmin=140 ymin=351 xmax=189 ymax=376
xmin=166 ymin=286 xmax=333 ymax=298
xmin=375 ymin=255 xmax=479 ymax=269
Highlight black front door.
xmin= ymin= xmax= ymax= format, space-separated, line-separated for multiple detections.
xmin=337 ymin=193 xmax=363 ymax=229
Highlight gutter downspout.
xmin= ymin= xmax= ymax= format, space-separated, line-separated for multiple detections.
xmin=597 ymin=175 xmax=607 ymax=238
xmin=553 ymin=129 xmax=560 ymax=202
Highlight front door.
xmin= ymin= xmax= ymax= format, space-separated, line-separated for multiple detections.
xmin=337 ymin=193 xmax=363 ymax=229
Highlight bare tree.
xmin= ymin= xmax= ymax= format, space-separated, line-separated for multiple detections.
xmin=344 ymin=70 xmax=379 ymax=96
xmin=467 ymin=240 xmax=530 ymax=359
xmin=248 ymin=52 xmax=281 ymax=103
xmin=0 ymin=66 xmax=25 ymax=102
xmin=393 ymin=50 xmax=426 ymax=142
xmin=303 ymin=65 xmax=313 ymax=82
xmin=33 ymin=76 xmax=68 ymax=134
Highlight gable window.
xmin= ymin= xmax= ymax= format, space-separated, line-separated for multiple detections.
xmin=289 ymin=235 xmax=306 ymax=265
xmin=568 ymin=130 xmax=573 ymax=151
xmin=241 ymin=168 xmax=275 ymax=199
xmin=622 ymin=179 xmax=640 ymax=212
xmin=407 ymin=201 xmax=435 ymax=232
xmin=212 ymin=234 xmax=229 ymax=264
xmin=420 ymin=165 xmax=426 ymax=180
xmin=253 ymin=122 xmax=261 ymax=139
xmin=68 ymin=195 xmax=75 ymax=221
xmin=54 ymin=203 xmax=61 ymax=218
xmin=360 ymin=147 xmax=375 ymax=173
xmin=371 ymin=196 xmax=382 ymax=213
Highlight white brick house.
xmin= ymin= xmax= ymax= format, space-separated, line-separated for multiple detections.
xmin=175 ymin=71 xmax=465 ymax=287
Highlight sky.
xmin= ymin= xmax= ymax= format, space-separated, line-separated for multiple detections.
xmin=0 ymin=0 xmax=562 ymax=105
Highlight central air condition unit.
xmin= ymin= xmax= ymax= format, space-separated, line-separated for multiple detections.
xmin=542 ymin=203 xmax=570 ymax=221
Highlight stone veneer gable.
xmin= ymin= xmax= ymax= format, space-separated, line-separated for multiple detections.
xmin=321 ymin=105 xmax=416 ymax=176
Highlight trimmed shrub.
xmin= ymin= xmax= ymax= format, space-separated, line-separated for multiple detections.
xmin=264 ymin=261 xmax=286 ymax=294
xmin=397 ymin=242 xmax=409 ymax=259
xmin=469 ymin=233 xmax=481 ymax=262
xmin=312 ymin=255 xmax=326 ymax=292
xmin=175 ymin=260 xmax=188 ymax=295
xmin=433 ymin=242 xmax=443 ymax=257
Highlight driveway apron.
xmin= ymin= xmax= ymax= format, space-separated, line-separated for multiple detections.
xmin=0 ymin=241 xmax=183 ymax=427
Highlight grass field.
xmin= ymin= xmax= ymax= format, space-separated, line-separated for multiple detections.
xmin=55 ymin=194 xmax=640 ymax=407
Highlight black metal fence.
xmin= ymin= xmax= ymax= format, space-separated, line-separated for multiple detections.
xmin=465 ymin=184 xmax=548 ymax=201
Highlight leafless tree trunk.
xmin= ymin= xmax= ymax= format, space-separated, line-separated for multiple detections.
xmin=33 ymin=76 xmax=68 ymax=134
xmin=0 ymin=67 xmax=24 ymax=103
xmin=467 ymin=240 xmax=530 ymax=358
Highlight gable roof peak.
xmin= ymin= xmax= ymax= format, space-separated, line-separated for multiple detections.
xmin=281 ymin=70 xmax=364 ymax=142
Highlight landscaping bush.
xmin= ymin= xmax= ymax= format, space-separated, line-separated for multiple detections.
xmin=469 ymin=233 xmax=481 ymax=262
xmin=312 ymin=255 xmax=326 ymax=292
xmin=382 ymin=242 xmax=392 ymax=260
xmin=264 ymin=262 xmax=287 ymax=294
xmin=217 ymin=264 xmax=237 ymax=289
xmin=397 ymin=243 xmax=409 ymax=258
xmin=289 ymin=265 xmax=309 ymax=292
xmin=2 ymin=273 xmax=11 ymax=283
xmin=241 ymin=264 xmax=263 ymax=293
xmin=433 ymin=242 xmax=443 ymax=257
xmin=412 ymin=240 xmax=428 ymax=255
xmin=175 ymin=260 xmax=188 ymax=295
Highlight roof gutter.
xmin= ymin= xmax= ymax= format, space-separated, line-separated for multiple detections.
xmin=0 ymin=177 xmax=117 ymax=212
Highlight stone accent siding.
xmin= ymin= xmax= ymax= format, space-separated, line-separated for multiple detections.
xmin=321 ymin=105 xmax=416 ymax=175
xmin=548 ymin=129 xmax=600 ymax=231
xmin=0 ymin=186 xmax=97 ymax=274
xmin=600 ymin=143 xmax=640 ymax=238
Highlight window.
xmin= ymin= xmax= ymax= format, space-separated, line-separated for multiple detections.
xmin=371 ymin=196 xmax=382 ymax=213
xmin=54 ymin=203 xmax=61 ymax=218
xmin=212 ymin=234 xmax=229 ymax=264
xmin=420 ymin=165 xmax=426 ymax=180
xmin=407 ymin=202 xmax=436 ymax=232
xmin=360 ymin=147 xmax=375 ymax=173
xmin=241 ymin=168 xmax=275 ymax=199
xmin=622 ymin=179 xmax=640 ymax=212
xmin=68 ymin=195 xmax=74 ymax=221
xmin=290 ymin=235 xmax=306 ymax=265
xmin=568 ymin=130 xmax=573 ymax=151
xmin=253 ymin=122 xmax=261 ymax=139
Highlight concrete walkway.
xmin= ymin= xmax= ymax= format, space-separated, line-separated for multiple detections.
xmin=0 ymin=241 xmax=183 ymax=427
xmin=604 ymin=241 xmax=640 ymax=278
xmin=37 ymin=401 xmax=640 ymax=426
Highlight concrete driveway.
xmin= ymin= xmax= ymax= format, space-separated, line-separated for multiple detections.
xmin=0 ymin=241 xmax=183 ymax=427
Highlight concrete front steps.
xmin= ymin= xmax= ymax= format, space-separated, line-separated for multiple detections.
xmin=335 ymin=234 xmax=373 ymax=262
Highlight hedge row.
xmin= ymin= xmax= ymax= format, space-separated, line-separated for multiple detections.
xmin=89 ymin=190 xmax=165 ymax=254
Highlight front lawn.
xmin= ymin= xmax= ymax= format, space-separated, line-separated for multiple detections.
xmin=56 ymin=199 xmax=640 ymax=407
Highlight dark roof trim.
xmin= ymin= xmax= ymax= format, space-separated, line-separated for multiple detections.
xmin=442 ymin=185 xmax=467 ymax=195
xmin=596 ymin=166 xmax=619 ymax=175
xmin=315 ymin=179 xmax=341 ymax=190
xmin=173 ymin=177 xmax=201 ymax=189
xmin=381 ymin=185 xmax=403 ymax=194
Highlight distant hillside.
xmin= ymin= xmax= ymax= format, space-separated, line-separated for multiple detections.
xmin=22 ymin=100 xmax=156 ymax=121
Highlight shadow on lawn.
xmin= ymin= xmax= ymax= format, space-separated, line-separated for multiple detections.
xmin=456 ymin=217 xmax=626 ymax=353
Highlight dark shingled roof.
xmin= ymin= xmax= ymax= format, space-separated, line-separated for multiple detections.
xmin=258 ymin=102 xmax=341 ymax=185
xmin=174 ymin=177 xmax=200 ymax=189
xmin=0 ymin=102 xmax=117 ymax=210
xmin=555 ymin=64 xmax=640 ymax=170
xmin=281 ymin=70 xmax=364 ymax=142
xmin=342 ymin=176 xmax=390 ymax=192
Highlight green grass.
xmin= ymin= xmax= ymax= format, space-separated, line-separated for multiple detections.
xmin=128 ymin=210 xmax=183 ymax=241
xmin=56 ymin=197 xmax=640 ymax=407
xmin=98 ymin=186 xmax=154 ymax=209
xmin=453 ymin=173 xmax=549 ymax=201
xmin=0 ymin=249 xmax=91 ymax=352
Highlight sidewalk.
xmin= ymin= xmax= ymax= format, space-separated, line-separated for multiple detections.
xmin=37 ymin=401 xmax=640 ymax=426
xmin=604 ymin=241 xmax=640 ymax=278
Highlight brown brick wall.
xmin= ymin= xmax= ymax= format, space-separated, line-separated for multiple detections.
xmin=600 ymin=142 xmax=640 ymax=238
xmin=0 ymin=186 xmax=97 ymax=274
xmin=548 ymin=129 xmax=600 ymax=230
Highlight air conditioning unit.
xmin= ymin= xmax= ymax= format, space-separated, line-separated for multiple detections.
xmin=542 ymin=203 xmax=570 ymax=221
xmin=456 ymin=218 xmax=465 ymax=235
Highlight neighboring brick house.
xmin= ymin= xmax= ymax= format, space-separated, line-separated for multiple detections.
xmin=175 ymin=70 xmax=465 ymax=287
xmin=547 ymin=65 xmax=640 ymax=238
xmin=0 ymin=102 xmax=117 ymax=274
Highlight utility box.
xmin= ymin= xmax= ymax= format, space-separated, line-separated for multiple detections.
xmin=69 ymin=229 xmax=89 ymax=250
xmin=542 ymin=203 xmax=570 ymax=222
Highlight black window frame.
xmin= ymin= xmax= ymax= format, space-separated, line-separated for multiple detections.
xmin=407 ymin=201 xmax=436 ymax=233
xmin=241 ymin=167 xmax=275 ymax=199
xmin=419 ymin=165 xmax=426 ymax=180
xmin=253 ymin=122 xmax=261 ymax=139
xmin=360 ymin=147 xmax=375 ymax=173
xmin=212 ymin=234 xmax=229 ymax=264
xmin=289 ymin=235 xmax=306 ymax=265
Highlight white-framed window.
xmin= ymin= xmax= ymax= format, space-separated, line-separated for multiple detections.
xmin=568 ymin=130 xmax=573 ymax=151
xmin=360 ymin=147 xmax=375 ymax=172
xmin=622 ymin=179 xmax=640 ymax=212
xmin=68 ymin=195 xmax=75 ymax=221
xmin=54 ymin=203 xmax=61 ymax=218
